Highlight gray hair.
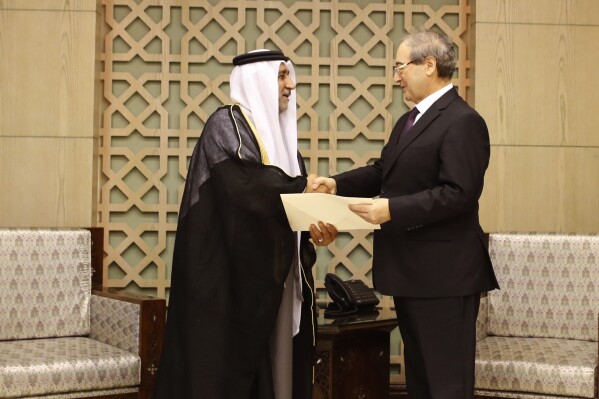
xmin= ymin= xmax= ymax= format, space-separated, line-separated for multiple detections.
xmin=403 ymin=28 xmax=456 ymax=79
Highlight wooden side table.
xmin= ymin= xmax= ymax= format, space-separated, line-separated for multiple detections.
xmin=313 ymin=308 xmax=398 ymax=399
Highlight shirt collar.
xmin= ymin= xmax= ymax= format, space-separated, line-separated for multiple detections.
xmin=413 ymin=83 xmax=453 ymax=123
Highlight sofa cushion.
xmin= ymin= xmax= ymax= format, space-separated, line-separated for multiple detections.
xmin=90 ymin=294 xmax=140 ymax=354
xmin=476 ymin=336 xmax=597 ymax=398
xmin=0 ymin=337 xmax=140 ymax=398
xmin=0 ymin=229 xmax=92 ymax=340
xmin=488 ymin=233 xmax=599 ymax=341
xmin=474 ymin=389 xmax=590 ymax=399
xmin=13 ymin=387 xmax=139 ymax=399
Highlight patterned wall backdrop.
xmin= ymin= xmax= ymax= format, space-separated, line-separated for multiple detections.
xmin=99 ymin=0 xmax=471 ymax=383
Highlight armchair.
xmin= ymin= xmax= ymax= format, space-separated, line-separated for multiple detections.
xmin=475 ymin=233 xmax=598 ymax=399
xmin=0 ymin=228 xmax=166 ymax=399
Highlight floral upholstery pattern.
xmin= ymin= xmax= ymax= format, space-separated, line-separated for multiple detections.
xmin=90 ymin=294 xmax=140 ymax=354
xmin=476 ymin=336 xmax=596 ymax=398
xmin=487 ymin=233 xmax=598 ymax=341
xmin=474 ymin=389 xmax=587 ymax=399
xmin=0 ymin=337 xmax=140 ymax=398
xmin=475 ymin=233 xmax=599 ymax=398
xmin=19 ymin=388 xmax=139 ymax=399
xmin=0 ymin=229 xmax=91 ymax=341
xmin=16 ymin=387 xmax=138 ymax=399
xmin=0 ymin=228 xmax=154 ymax=398
xmin=476 ymin=295 xmax=489 ymax=343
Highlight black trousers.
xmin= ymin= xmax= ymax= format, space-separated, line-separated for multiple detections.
xmin=393 ymin=294 xmax=480 ymax=399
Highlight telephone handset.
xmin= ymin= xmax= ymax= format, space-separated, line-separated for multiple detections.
xmin=324 ymin=273 xmax=380 ymax=318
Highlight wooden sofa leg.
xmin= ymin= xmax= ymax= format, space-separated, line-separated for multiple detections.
xmin=137 ymin=297 xmax=166 ymax=399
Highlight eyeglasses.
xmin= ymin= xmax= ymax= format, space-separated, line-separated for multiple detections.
xmin=393 ymin=60 xmax=415 ymax=74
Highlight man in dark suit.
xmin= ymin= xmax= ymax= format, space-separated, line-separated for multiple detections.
xmin=312 ymin=29 xmax=499 ymax=398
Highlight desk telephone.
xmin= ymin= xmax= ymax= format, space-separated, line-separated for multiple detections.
xmin=324 ymin=273 xmax=379 ymax=318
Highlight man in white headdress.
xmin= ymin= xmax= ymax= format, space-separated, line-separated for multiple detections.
xmin=153 ymin=49 xmax=336 ymax=399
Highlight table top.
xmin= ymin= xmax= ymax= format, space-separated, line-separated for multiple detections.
xmin=316 ymin=305 xmax=398 ymax=332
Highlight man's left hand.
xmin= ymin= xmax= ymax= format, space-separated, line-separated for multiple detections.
xmin=348 ymin=198 xmax=391 ymax=224
xmin=309 ymin=221 xmax=338 ymax=246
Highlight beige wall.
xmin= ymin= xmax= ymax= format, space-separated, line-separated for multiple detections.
xmin=475 ymin=0 xmax=599 ymax=233
xmin=0 ymin=0 xmax=101 ymax=227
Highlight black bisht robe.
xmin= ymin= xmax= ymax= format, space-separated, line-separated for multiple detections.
xmin=153 ymin=104 xmax=317 ymax=399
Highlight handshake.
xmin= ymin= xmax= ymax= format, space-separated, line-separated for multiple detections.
xmin=304 ymin=174 xmax=339 ymax=246
xmin=302 ymin=174 xmax=392 ymax=243
xmin=306 ymin=174 xmax=337 ymax=194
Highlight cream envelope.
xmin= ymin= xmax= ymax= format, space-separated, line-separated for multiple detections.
xmin=280 ymin=193 xmax=381 ymax=231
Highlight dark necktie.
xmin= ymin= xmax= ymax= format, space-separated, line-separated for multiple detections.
xmin=400 ymin=107 xmax=420 ymax=137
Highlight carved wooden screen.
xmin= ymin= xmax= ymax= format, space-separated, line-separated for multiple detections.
xmin=99 ymin=0 xmax=471 ymax=383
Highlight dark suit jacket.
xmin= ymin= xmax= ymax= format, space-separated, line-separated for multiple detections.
xmin=335 ymin=88 xmax=499 ymax=297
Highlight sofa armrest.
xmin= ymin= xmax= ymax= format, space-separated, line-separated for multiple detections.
xmin=91 ymin=289 xmax=166 ymax=399
xmin=476 ymin=292 xmax=489 ymax=342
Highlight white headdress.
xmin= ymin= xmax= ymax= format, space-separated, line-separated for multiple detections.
xmin=229 ymin=49 xmax=301 ymax=177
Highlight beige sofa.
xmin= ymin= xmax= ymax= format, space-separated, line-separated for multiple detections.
xmin=0 ymin=228 xmax=166 ymax=399
xmin=475 ymin=233 xmax=598 ymax=399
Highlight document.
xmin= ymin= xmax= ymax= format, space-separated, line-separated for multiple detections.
xmin=280 ymin=193 xmax=381 ymax=231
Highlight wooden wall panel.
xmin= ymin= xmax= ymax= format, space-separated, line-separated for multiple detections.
xmin=475 ymin=0 xmax=599 ymax=25
xmin=475 ymin=23 xmax=599 ymax=147
xmin=0 ymin=0 xmax=101 ymax=228
xmin=562 ymin=148 xmax=599 ymax=232
xmin=0 ymin=8 xmax=97 ymax=137
xmin=480 ymin=147 xmax=599 ymax=233
xmin=475 ymin=0 xmax=599 ymax=233
xmin=0 ymin=0 xmax=96 ymax=11
xmin=0 ymin=137 xmax=94 ymax=227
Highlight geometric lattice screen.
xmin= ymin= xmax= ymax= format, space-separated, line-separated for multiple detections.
xmin=99 ymin=0 xmax=471 ymax=383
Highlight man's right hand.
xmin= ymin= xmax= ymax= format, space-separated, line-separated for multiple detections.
xmin=312 ymin=176 xmax=337 ymax=194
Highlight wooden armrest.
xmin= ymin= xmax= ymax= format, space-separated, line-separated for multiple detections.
xmin=93 ymin=289 xmax=166 ymax=399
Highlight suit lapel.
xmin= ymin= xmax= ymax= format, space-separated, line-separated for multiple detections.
xmin=383 ymin=88 xmax=459 ymax=179
xmin=389 ymin=113 xmax=409 ymax=148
